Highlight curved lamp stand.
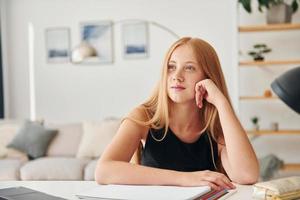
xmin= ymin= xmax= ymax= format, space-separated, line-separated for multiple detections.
xmin=71 ymin=19 xmax=180 ymax=63
xmin=271 ymin=66 xmax=300 ymax=114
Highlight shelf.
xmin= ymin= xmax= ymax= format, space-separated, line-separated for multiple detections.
xmin=240 ymin=96 xmax=278 ymax=100
xmin=239 ymin=20 xmax=300 ymax=172
xmin=239 ymin=60 xmax=300 ymax=66
xmin=247 ymin=130 xmax=300 ymax=135
xmin=239 ymin=23 xmax=300 ymax=32
xmin=281 ymin=163 xmax=300 ymax=171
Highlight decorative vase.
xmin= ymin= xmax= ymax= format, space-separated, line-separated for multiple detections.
xmin=270 ymin=122 xmax=279 ymax=131
xmin=267 ymin=3 xmax=293 ymax=24
xmin=253 ymin=124 xmax=260 ymax=131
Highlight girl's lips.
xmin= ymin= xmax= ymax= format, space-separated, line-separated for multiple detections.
xmin=171 ymin=86 xmax=186 ymax=91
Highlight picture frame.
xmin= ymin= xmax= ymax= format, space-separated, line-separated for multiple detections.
xmin=45 ymin=27 xmax=71 ymax=63
xmin=122 ymin=22 xmax=149 ymax=59
xmin=80 ymin=21 xmax=114 ymax=64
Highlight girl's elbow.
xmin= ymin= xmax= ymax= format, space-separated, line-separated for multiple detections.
xmin=94 ymin=162 xmax=110 ymax=185
xmin=236 ymin=161 xmax=260 ymax=184
xmin=95 ymin=171 xmax=105 ymax=185
xmin=232 ymin=170 xmax=259 ymax=185
xmin=237 ymin=174 xmax=259 ymax=185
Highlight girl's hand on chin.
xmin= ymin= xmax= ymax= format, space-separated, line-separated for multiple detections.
xmin=195 ymin=79 xmax=226 ymax=108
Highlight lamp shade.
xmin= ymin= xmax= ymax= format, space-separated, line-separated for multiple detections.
xmin=271 ymin=66 xmax=300 ymax=114
xmin=71 ymin=42 xmax=97 ymax=63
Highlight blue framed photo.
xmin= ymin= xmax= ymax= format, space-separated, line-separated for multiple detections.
xmin=80 ymin=21 xmax=114 ymax=64
xmin=45 ymin=27 xmax=71 ymax=63
xmin=122 ymin=22 xmax=148 ymax=59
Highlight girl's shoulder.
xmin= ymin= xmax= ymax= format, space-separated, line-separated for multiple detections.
xmin=127 ymin=105 xmax=149 ymax=121
xmin=125 ymin=105 xmax=150 ymax=140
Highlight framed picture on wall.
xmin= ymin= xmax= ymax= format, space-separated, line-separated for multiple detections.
xmin=45 ymin=27 xmax=71 ymax=63
xmin=80 ymin=21 xmax=114 ymax=64
xmin=122 ymin=22 xmax=148 ymax=59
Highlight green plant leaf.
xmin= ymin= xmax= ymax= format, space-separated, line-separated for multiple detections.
xmin=248 ymin=51 xmax=257 ymax=56
xmin=291 ymin=0 xmax=299 ymax=13
xmin=254 ymin=44 xmax=266 ymax=48
xmin=262 ymin=49 xmax=272 ymax=53
xmin=239 ymin=0 xmax=252 ymax=13
xmin=251 ymin=117 xmax=259 ymax=124
xmin=258 ymin=0 xmax=270 ymax=10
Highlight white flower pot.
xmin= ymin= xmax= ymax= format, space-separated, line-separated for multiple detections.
xmin=267 ymin=3 xmax=293 ymax=24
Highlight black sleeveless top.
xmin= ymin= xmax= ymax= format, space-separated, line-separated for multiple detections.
xmin=141 ymin=127 xmax=219 ymax=172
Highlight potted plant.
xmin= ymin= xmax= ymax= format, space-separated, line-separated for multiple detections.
xmin=251 ymin=116 xmax=260 ymax=131
xmin=239 ymin=0 xmax=299 ymax=24
xmin=248 ymin=43 xmax=272 ymax=61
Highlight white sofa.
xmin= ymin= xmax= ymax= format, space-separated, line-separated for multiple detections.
xmin=0 ymin=118 xmax=121 ymax=181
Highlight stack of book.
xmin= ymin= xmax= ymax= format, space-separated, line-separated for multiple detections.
xmin=253 ymin=176 xmax=300 ymax=200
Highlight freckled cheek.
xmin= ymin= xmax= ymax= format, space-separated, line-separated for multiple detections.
xmin=166 ymin=78 xmax=172 ymax=95
xmin=166 ymin=78 xmax=171 ymax=88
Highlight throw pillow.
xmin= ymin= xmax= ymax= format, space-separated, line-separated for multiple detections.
xmin=7 ymin=121 xmax=58 ymax=159
xmin=76 ymin=118 xmax=121 ymax=158
xmin=46 ymin=123 xmax=83 ymax=157
xmin=0 ymin=120 xmax=23 ymax=158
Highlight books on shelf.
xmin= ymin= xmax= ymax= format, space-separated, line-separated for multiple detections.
xmin=76 ymin=184 xmax=235 ymax=200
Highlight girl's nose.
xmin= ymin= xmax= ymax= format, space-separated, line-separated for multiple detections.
xmin=172 ymin=73 xmax=184 ymax=82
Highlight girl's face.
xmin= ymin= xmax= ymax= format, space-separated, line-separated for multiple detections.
xmin=167 ymin=44 xmax=206 ymax=104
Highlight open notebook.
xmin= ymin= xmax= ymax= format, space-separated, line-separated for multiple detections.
xmin=76 ymin=184 xmax=211 ymax=200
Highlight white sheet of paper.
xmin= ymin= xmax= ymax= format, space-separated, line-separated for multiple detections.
xmin=76 ymin=184 xmax=211 ymax=200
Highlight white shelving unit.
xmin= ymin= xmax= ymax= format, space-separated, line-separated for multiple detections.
xmin=238 ymin=23 xmax=300 ymax=171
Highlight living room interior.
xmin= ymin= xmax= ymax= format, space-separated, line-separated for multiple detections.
xmin=1 ymin=0 xmax=300 ymax=187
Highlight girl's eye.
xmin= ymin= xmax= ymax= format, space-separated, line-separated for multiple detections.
xmin=167 ymin=64 xmax=176 ymax=70
xmin=185 ymin=65 xmax=195 ymax=71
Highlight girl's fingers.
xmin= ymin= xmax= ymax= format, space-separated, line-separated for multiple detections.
xmin=203 ymin=172 xmax=235 ymax=190
xmin=210 ymin=173 xmax=233 ymax=188
xmin=217 ymin=177 xmax=235 ymax=189
xmin=204 ymin=176 xmax=228 ymax=189
xmin=198 ymin=93 xmax=203 ymax=108
xmin=214 ymin=173 xmax=235 ymax=189
xmin=196 ymin=85 xmax=202 ymax=108
xmin=198 ymin=86 xmax=205 ymax=108
xmin=200 ymin=86 xmax=208 ymax=101
xmin=195 ymin=89 xmax=200 ymax=106
xmin=200 ymin=181 xmax=219 ymax=190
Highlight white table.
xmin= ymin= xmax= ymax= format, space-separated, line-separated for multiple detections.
xmin=0 ymin=181 xmax=253 ymax=200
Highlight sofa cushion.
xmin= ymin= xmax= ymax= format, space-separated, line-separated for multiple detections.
xmin=84 ymin=159 xmax=98 ymax=181
xmin=0 ymin=159 xmax=23 ymax=180
xmin=7 ymin=121 xmax=58 ymax=159
xmin=5 ymin=149 xmax=29 ymax=163
xmin=0 ymin=120 xmax=23 ymax=158
xmin=76 ymin=119 xmax=121 ymax=158
xmin=46 ymin=123 xmax=83 ymax=157
xmin=20 ymin=157 xmax=90 ymax=180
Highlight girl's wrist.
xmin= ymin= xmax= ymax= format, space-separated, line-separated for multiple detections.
xmin=215 ymin=96 xmax=230 ymax=110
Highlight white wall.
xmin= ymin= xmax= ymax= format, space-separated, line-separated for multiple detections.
xmin=2 ymin=0 xmax=239 ymax=123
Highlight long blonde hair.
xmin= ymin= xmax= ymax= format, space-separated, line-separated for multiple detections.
xmin=129 ymin=37 xmax=232 ymax=171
